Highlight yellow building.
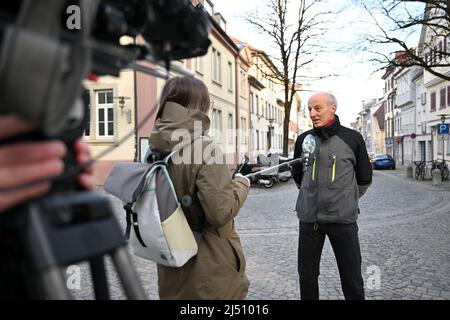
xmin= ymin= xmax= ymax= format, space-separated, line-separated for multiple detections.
xmin=373 ymin=102 xmax=386 ymax=154
xmin=83 ymin=70 xmax=137 ymax=184
xmin=245 ymin=45 xmax=285 ymax=157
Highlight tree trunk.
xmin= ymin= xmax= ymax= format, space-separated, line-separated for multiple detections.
xmin=283 ymin=100 xmax=291 ymax=156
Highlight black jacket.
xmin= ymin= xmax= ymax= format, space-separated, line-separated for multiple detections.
xmin=292 ymin=115 xmax=372 ymax=223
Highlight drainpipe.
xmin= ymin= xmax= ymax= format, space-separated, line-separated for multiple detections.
xmin=235 ymin=55 xmax=240 ymax=164
xmin=133 ymin=38 xmax=139 ymax=162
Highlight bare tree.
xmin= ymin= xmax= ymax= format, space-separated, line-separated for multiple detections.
xmin=361 ymin=0 xmax=450 ymax=81
xmin=246 ymin=0 xmax=333 ymax=155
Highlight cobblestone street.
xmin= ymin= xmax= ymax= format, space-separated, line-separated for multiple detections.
xmin=72 ymin=169 xmax=450 ymax=300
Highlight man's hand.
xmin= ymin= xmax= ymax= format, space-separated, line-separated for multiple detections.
xmin=0 ymin=115 xmax=96 ymax=213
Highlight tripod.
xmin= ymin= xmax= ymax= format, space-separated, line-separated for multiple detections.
xmin=0 ymin=191 xmax=147 ymax=300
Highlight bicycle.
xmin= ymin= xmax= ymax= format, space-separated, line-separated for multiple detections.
xmin=432 ymin=160 xmax=449 ymax=181
xmin=414 ymin=161 xmax=426 ymax=180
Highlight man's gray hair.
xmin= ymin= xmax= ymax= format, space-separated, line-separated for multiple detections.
xmin=327 ymin=93 xmax=337 ymax=107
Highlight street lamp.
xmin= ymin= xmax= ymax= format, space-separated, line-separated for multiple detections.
xmin=114 ymin=96 xmax=132 ymax=124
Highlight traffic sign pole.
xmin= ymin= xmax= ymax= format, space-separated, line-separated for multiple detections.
xmin=437 ymin=116 xmax=450 ymax=163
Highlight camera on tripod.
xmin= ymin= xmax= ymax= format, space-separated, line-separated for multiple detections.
xmin=0 ymin=0 xmax=211 ymax=299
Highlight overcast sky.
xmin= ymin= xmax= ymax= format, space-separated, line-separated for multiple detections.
xmin=212 ymin=0 xmax=422 ymax=127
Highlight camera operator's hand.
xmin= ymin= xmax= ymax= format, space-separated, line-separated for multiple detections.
xmin=0 ymin=115 xmax=66 ymax=212
xmin=74 ymin=139 xmax=96 ymax=191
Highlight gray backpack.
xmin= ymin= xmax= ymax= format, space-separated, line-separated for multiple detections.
xmin=104 ymin=149 xmax=197 ymax=267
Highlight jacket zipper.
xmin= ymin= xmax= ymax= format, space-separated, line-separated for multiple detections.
xmin=312 ymin=156 xmax=316 ymax=181
xmin=331 ymin=155 xmax=336 ymax=182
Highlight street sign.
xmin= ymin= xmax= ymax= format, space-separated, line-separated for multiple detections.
xmin=410 ymin=133 xmax=417 ymax=139
xmin=438 ymin=134 xmax=449 ymax=141
xmin=437 ymin=123 xmax=449 ymax=134
xmin=386 ymin=138 xmax=393 ymax=146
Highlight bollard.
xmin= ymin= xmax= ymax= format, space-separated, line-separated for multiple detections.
xmin=432 ymin=169 xmax=442 ymax=186
xmin=406 ymin=165 xmax=413 ymax=178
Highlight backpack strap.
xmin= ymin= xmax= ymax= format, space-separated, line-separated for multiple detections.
xmin=163 ymin=135 xmax=208 ymax=208
xmin=123 ymin=202 xmax=147 ymax=247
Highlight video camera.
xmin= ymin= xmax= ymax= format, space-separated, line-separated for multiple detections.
xmin=0 ymin=0 xmax=211 ymax=299
xmin=0 ymin=0 xmax=211 ymax=138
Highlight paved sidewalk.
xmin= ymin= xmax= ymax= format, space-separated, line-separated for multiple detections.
xmin=71 ymin=170 xmax=450 ymax=300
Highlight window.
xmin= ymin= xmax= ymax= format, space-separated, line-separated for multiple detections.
xmin=261 ymin=131 xmax=265 ymax=150
xmin=240 ymin=69 xmax=246 ymax=97
xmin=446 ymin=35 xmax=450 ymax=54
xmin=194 ymin=56 xmax=204 ymax=74
xmin=227 ymin=113 xmax=233 ymax=144
xmin=227 ymin=61 xmax=233 ymax=91
xmin=431 ymin=92 xmax=436 ymax=112
xmin=212 ymin=48 xmax=222 ymax=84
xmin=256 ymin=129 xmax=260 ymax=150
xmin=421 ymin=92 xmax=426 ymax=105
xmin=434 ymin=46 xmax=438 ymax=64
xmin=439 ymin=40 xmax=443 ymax=61
xmin=440 ymin=88 xmax=446 ymax=109
xmin=447 ymin=86 xmax=450 ymax=106
xmin=96 ymin=90 xmax=114 ymax=138
xmin=444 ymin=36 xmax=450 ymax=53
xmin=211 ymin=108 xmax=222 ymax=142
xmin=250 ymin=93 xmax=254 ymax=113
xmin=255 ymin=95 xmax=259 ymax=115
xmin=84 ymin=89 xmax=91 ymax=136
xmin=241 ymin=117 xmax=246 ymax=144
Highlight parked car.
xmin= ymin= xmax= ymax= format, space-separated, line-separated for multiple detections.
xmin=372 ymin=154 xmax=396 ymax=170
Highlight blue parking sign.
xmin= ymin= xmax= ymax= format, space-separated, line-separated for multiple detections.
xmin=437 ymin=123 xmax=449 ymax=134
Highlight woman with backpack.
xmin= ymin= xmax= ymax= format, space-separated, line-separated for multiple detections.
xmin=149 ymin=76 xmax=251 ymax=300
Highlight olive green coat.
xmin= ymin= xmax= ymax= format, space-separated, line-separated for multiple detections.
xmin=150 ymin=102 xmax=250 ymax=300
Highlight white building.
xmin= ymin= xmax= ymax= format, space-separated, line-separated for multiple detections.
xmin=382 ymin=66 xmax=397 ymax=159
xmin=396 ymin=65 xmax=422 ymax=165
xmin=419 ymin=4 xmax=450 ymax=162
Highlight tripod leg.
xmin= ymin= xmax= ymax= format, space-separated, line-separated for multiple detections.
xmin=41 ymin=266 xmax=72 ymax=300
xmin=110 ymin=247 xmax=147 ymax=300
xmin=90 ymin=256 xmax=110 ymax=300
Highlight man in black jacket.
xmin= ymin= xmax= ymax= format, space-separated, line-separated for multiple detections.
xmin=292 ymin=92 xmax=372 ymax=300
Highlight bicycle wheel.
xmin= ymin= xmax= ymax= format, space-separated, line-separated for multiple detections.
xmin=419 ymin=168 xmax=425 ymax=181
xmin=415 ymin=167 xmax=420 ymax=180
xmin=442 ymin=166 xmax=449 ymax=181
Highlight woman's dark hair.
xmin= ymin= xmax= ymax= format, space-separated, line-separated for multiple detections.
xmin=157 ymin=76 xmax=211 ymax=118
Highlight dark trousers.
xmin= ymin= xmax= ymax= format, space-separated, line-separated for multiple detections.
xmin=298 ymin=221 xmax=365 ymax=300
